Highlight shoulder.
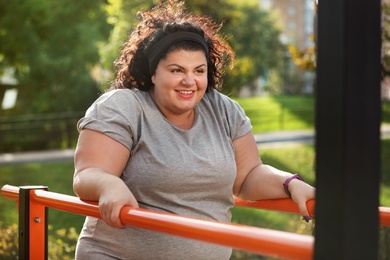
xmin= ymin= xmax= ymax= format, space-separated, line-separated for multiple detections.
xmin=90 ymin=89 xmax=150 ymax=111
xmin=201 ymin=90 xmax=252 ymax=140
xmin=202 ymin=90 xmax=243 ymax=112
xmin=96 ymin=88 xmax=146 ymax=104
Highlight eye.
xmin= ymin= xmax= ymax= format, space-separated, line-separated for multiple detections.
xmin=171 ymin=68 xmax=183 ymax=73
xmin=195 ymin=68 xmax=205 ymax=74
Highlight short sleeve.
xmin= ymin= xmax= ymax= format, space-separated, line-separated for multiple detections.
xmin=204 ymin=91 xmax=252 ymax=141
xmin=77 ymin=90 xmax=136 ymax=150
xmin=224 ymin=96 xmax=252 ymax=140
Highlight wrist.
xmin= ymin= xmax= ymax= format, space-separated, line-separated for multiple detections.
xmin=283 ymin=174 xmax=304 ymax=197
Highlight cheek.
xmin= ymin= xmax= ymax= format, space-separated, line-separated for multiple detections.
xmin=200 ymin=77 xmax=208 ymax=89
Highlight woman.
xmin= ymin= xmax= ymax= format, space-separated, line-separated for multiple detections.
xmin=73 ymin=1 xmax=315 ymax=259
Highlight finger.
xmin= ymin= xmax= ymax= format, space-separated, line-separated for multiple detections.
xmin=107 ymin=205 xmax=125 ymax=228
xmin=297 ymin=201 xmax=311 ymax=222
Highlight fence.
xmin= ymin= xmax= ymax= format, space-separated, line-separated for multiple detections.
xmin=0 ymin=105 xmax=315 ymax=153
xmin=2 ymin=184 xmax=390 ymax=259
xmin=0 ymin=112 xmax=84 ymax=152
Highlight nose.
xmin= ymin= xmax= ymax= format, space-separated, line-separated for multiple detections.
xmin=182 ymin=73 xmax=196 ymax=86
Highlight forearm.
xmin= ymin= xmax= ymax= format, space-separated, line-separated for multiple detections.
xmin=73 ymin=168 xmax=125 ymax=201
xmin=237 ymin=164 xmax=293 ymax=200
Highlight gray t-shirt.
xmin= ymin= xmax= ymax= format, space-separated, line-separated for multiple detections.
xmin=75 ymin=88 xmax=252 ymax=260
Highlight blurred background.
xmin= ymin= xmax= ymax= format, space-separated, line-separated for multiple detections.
xmin=0 ymin=0 xmax=320 ymax=152
xmin=1 ymin=0 xmax=390 ymax=259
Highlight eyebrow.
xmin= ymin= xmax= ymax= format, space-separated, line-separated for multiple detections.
xmin=167 ymin=64 xmax=207 ymax=69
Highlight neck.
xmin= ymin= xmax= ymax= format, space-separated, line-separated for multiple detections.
xmin=150 ymin=91 xmax=196 ymax=130
xmin=169 ymin=109 xmax=195 ymax=130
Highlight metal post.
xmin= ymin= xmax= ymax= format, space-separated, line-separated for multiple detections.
xmin=314 ymin=0 xmax=381 ymax=259
xmin=19 ymin=186 xmax=48 ymax=260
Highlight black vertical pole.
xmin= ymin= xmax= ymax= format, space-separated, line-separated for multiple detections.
xmin=19 ymin=187 xmax=30 ymax=259
xmin=314 ymin=0 xmax=381 ymax=259
xmin=19 ymin=186 xmax=49 ymax=260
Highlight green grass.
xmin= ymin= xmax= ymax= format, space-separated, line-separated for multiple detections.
xmin=234 ymin=96 xmax=315 ymax=133
xmin=236 ymin=97 xmax=390 ymax=133
xmin=0 ymin=162 xmax=85 ymax=232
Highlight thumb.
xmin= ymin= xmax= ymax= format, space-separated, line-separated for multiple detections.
xmin=297 ymin=200 xmax=311 ymax=222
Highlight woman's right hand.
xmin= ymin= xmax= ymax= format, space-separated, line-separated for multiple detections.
xmin=98 ymin=181 xmax=139 ymax=228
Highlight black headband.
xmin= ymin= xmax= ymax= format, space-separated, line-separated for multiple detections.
xmin=148 ymin=31 xmax=209 ymax=74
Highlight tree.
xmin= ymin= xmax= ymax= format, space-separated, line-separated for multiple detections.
xmin=99 ymin=0 xmax=285 ymax=96
xmin=0 ymin=0 xmax=111 ymax=114
xmin=221 ymin=2 xmax=285 ymax=96
xmin=98 ymin=0 xmax=157 ymax=85
xmin=288 ymin=38 xmax=316 ymax=73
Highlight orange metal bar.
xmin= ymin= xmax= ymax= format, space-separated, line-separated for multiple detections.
xmin=3 ymin=184 xmax=390 ymax=258
xmin=234 ymin=197 xmax=316 ymax=216
xmin=379 ymin=207 xmax=390 ymax=226
xmin=119 ymin=206 xmax=313 ymax=259
xmin=31 ymin=189 xmax=101 ymax=219
xmin=29 ymin=189 xmax=47 ymax=259
xmin=32 ymin=189 xmax=313 ymax=259
xmin=2 ymin=185 xmax=313 ymax=259
xmin=2 ymin=184 xmax=19 ymax=201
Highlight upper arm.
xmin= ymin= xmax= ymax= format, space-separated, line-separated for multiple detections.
xmin=232 ymin=131 xmax=262 ymax=196
xmin=74 ymin=129 xmax=131 ymax=177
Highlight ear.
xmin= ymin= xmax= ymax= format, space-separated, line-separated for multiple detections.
xmin=151 ymin=74 xmax=156 ymax=85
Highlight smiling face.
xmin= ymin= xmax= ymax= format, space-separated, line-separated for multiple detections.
xmin=151 ymin=49 xmax=208 ymax=122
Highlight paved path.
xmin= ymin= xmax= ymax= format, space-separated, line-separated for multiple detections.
xmin=1 ymin=125 xmax=390 ymax=165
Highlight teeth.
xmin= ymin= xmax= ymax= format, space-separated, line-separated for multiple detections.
xmin=179 ymin=91 xmax=193 ymax=95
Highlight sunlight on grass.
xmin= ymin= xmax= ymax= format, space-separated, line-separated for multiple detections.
xmin=235 ymin=96 xmax=314 ymax=133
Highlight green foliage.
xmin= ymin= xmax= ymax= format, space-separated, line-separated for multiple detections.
xmin=221 ymin=2 xmax=285 ymax=95
xmin=48 ymin=225 xmax=79 ymax=259
xmin=0 ymin=224 xmax=79 ymax=259
xmin=288 ymin=40 xmax=316 ymax=72
xmin=0 ymin=224 xmax=18 ymax=258
xmin=0 ymin=0 xmax=111 ymax=114
xmin=0 ymin=0 xmax=291 ymax=152
xmin=99 ymin=0 xmax=157 ymax=81
xmin=98 ymin=0 xmax=285 ymax=95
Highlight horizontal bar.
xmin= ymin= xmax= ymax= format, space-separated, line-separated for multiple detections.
xmin=379 ymin=207 xmax=390 ymax=226
xmin=3 ymin=184 xmax=389 ymax=229
xmin=234 ymin=197 xmax=315 ymax=215
xmin=31 ymin=188 xmax=313 ymax=259
xmin=119 ymin=205 xmax=313 ymax=259
xmin=2 ymin=185 xmax=313 ymax=259
xmin=2 ymin=184 xmax=19 ymax=201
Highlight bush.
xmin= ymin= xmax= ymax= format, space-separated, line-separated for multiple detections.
xmin=0 ymin=224 xmax=18 ymax=258
xmin=0 ymin=224 xmax=79 ymax=259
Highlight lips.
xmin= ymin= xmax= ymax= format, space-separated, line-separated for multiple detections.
xmin=178 ymin=90 xmax=193 ymax=95
xmin=176 ymin=90 xmax=195 ymax=99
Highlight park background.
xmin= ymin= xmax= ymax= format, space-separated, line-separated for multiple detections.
xmin=1 ymin=0 xmax=390 ymax=259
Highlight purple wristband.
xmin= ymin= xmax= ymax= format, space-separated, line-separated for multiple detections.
xmin=283 ymin=174 xmax=304 ymax=197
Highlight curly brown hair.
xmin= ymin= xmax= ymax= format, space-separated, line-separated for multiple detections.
xmin=112 ymin=0 xmax=234 ymax=92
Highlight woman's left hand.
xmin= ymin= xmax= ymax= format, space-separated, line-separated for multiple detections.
xmin=288 ymin=179 xmax=316 ymax=220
